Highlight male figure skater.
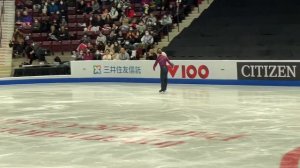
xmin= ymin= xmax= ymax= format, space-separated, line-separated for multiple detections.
xmin=153 ymin=48 xmax=174 ymax=93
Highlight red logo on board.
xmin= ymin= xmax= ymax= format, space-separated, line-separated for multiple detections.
xmin=167 ymin=65 xmax=209 ymax=79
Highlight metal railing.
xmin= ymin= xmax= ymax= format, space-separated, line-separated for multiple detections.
xmin=156 ymin=0 xmax=203 ymax=43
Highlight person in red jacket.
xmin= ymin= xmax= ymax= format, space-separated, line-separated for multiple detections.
xmin=126 ymin=6 xmax=135 ymax=18
xmin=153 ymin=48 xmax=174 ymax=93
xmin=76 ymin=42 xmax=88 ymax=53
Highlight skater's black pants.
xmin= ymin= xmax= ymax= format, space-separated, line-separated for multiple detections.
xmin=160 ymin=66 xmax=168 ymax=91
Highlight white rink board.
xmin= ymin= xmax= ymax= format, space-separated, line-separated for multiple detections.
xmin=71 ymin=60 xmax=237 ymax=80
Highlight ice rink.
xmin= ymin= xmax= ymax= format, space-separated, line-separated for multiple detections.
xmin=0 ymin=83 xmax=299 ymax=168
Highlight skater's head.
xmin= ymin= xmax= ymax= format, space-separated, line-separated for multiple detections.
xmin=157 ymin=48 xmax=162 ymax=54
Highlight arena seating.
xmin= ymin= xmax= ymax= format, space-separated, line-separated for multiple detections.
xmin=165 ymin=0 xmax=300 ymax=60
xmin=13 ymin=0 xmax=202 ymax=59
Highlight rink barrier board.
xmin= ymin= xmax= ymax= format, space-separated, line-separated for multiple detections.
xmin=71 ymin=60 xmax=300 ymax=81
xmin=1 ymin=60 xmax=300 ymax=86
xmin=70 ymin=60 xmax=237 ymax=80
xmin=1 ymin=77 xmax=300 ymax=86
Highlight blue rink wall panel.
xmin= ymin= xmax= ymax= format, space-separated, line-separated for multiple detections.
xmin=0 ymin=77 xmax=300 ymax=86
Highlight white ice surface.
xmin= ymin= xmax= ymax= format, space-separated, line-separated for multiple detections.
xmin=0 ymin=83 xmax=299 ymax=168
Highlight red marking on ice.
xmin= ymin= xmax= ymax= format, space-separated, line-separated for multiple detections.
xmin=80 ymin=135 xmax=115 ymax=142
xmin=123 ymin=138 xmax=160 ymax=145
xmin=222 ymin=134 xmax=248 ymax=141
xmin=61 ymin=123 xmax=79 ymax=128
xmin=153 ymin=141 xmax=185 ymax=148
xmin=280 ymin=147 xmax=300 ymax=168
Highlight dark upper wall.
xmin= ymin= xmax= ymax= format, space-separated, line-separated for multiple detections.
xmin=165 ymin=0 xmax=300 ymax=60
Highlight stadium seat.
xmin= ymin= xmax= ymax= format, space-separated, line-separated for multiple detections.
xmin=76 ymin=31 xmax=85 ymax=39
xmin=41 ymin=41 xmax=52 ymax=51
xmin=68 ymin=15 xmax=77 ymax=23
xmin=31 ymin=33 xmax=42 ymax=41
xmin=68 ymin=7 xmax=76 ymax=15
xmin=41 ymin=33 xmax=48 ymax=41
xmin=76 ymin=15 xmax=85 ymax=23
xmin=68 ymin=23 xmax=79 ymax=31
xmin=61 ymin=40 xmax=72 ymax=52
xmin=52 ymin=41 xmax=62 ymax=53
xmin=70 ymin=40 xmax=81 ymax=51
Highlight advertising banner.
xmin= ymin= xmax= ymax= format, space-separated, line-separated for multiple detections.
xmin=71 ymin=60 xmax=237 ymax=80
xmin=237 ymin=62 xmax=300 ymax=80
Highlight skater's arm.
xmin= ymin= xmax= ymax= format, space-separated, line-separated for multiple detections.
xmin=153 ymin=59 xmax=159 ymax=70
xmin=166 ymin=57 xmax=174 ymax=67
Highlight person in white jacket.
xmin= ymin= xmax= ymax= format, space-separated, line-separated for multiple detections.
xmin=96 ymin=32 xmax=107 ymax=45
xmin=109 ymin=6 xmax=119 ymax=21
xmin=141 ymin=31 xmax=154 ymax=51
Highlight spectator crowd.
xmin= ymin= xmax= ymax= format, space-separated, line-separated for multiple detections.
xmin=11 ymin=0 xmax=197 ymax=63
